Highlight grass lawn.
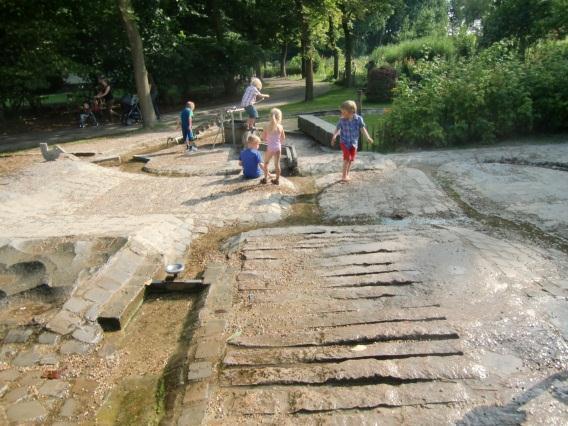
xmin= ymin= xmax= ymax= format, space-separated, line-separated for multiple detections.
xmin=260 ymin=86 xmax=390 ymax=116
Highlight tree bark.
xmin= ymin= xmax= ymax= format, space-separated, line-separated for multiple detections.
xmin=341 ymin=10 xmax=353 ymax=87
xmin=300 ymin=40 xmax=306 ymax=78
xmin=117 ymin=0 xmax=155 ymax=127
xmin=280 ymin=43 xmax=288 ymax=77
xmin=328 ymin=16 xmax=339 ymax=80
xmin=302 ymin=23 xmax=314 ymax=101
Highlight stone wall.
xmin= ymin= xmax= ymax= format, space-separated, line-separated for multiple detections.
xmin=298 ymin=115 xmax=338 ymax=150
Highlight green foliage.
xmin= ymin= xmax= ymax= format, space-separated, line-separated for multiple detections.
xmin=372 ymin=35 xmax=457 ymax=65
xmin=524 ymin=38 xmax=568 ymax=131
xmin=384 ymin=42 xmax=534 ymax=148
xmin=482 ymin=0 xmax=568 ymax=49
xmin=366 ymin=65 xmax=397 ymax=102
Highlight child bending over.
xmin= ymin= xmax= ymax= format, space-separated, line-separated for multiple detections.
xmin=261 ymin=108 xmax=285 ymax=185
xmin=241 ymin=78 xmax=270 ymax=131
xmin=239 ymin=134 xmax=264 ymax=179
xmin=179 ymin=101 xmax=198 ymax=152
xmin=331 ymin=100 xmax=373 ymax=182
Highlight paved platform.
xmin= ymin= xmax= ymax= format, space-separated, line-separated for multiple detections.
xmin=177 ymin=225 xmax=568 ymax=425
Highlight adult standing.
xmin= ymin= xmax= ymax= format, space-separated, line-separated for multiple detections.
xmin=94 ymin=76 xmax=115 ymax=123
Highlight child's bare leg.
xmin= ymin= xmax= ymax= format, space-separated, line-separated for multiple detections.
xmin=247 ymin=117 xmax=254 ymax=130
xmin=342 ymin=160 xmax=349 ymax=181
xmin=263 ymin=151 xmax=274 ymax=181
xmin=273 ymin=151 xmax=282 ymax=180
xmin=345 ymin=160 xmax=353 ymax=180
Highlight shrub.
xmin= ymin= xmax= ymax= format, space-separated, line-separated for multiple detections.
xmin=384 ymin=42 xmax=533 ymax=148
xmin=524 ymin=39 xmax=568 ymax=131
xmin=371 ymin=36 xmax=456 ymax=65
xmin=366 ymin=65 xmax=397 ymax=102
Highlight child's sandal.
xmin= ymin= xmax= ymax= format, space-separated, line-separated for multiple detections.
xmin=271 ymin=178 xmax=280 ymax=185
xmin=260 ymin=178 xmax=267 ymax=184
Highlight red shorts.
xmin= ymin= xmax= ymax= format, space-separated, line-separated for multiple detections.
xmin=340 ymin=142 xmax=357 ymax=161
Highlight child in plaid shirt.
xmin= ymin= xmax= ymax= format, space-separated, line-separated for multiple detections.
xmin=331 ymin=100 xmax=373 ymax=182
xmin=241 ymin=78 xmax=270 ymax=131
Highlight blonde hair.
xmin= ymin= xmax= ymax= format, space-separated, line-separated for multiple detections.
xmin=340 ymin=100 xmax=357 ymax=114
xmin=247 ymin=134 xmax=261 ymax=146
xmin=187 ymin=101 xmax=195 ymax=110
xmin=251 ymin=77 xmax=262 ymax=90
xmin=266 ymin=108 xmax=283 ymax=133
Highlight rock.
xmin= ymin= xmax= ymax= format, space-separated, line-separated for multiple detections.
xmin=187 ymin=362 xmax=213 ymax=382
xmin=40 ymin=143 xmax=66 ymax=161
xmin=72 ymin=324 xmax=102 ymax=344
xmin=62 ymin=297 xmax=91 ymax=314
xmin=4 ymin=386 xmax=29 ymax=404
xmin=12 ymin=349 xmax=40 ymax=367
xmin=6 ymin=401 xmax=47 ymax=423
xmin=3 ymin=328 xmax=33 ymax=344
xmin=38 ymin=380 xmax=69 ymax=398
xmin=38 ymin=332 xmax=60 ymax=345
xmin=40 ymin=353 xmax=59 ymax=365
xmin=0 ymin=368 xmax=20 ymax=381
xmin=59 ymin=398 xmax=78 ymax=417
xmin=60 ymin=340 xmax=91 ymax=355
xmin=46 ymin=310 xmax=82 ymax=335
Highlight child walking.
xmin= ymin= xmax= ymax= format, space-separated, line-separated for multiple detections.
xmin=261 ymin=108 xmax=285 ymax=185
xmin=239 ymin=134 xmax=264 ymax=179
xmin=79 ymin=102 xmax=98 ymax=128
xmin=241 ymin=78 xmax=270 ymax=131
xmin=180 ymin=101 xmax=198 ymax=152
xmin=331 ymin=100 xmax=373 ymax=182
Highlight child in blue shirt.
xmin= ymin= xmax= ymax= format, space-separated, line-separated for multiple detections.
xmin=239 ymin=134 xmax=264 ymax=179
xmin=179 ymin=101 xmax=198 ymax=152
xmin=331 ymin=100 xmax=373 ymax=182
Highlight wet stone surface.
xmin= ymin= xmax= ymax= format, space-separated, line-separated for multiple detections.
xmin=197 ymin=225 xmax=568 ymax=424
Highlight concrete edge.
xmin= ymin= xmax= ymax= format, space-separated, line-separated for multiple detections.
xmin=176 ymin=262 xmax=236 ymax=426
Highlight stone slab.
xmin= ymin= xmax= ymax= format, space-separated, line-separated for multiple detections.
xmin=59 ymin=398 xmax=78 ymax=417
xmin=3 ymin=328 xmax=33 ymax=344
xmin=38 ymin=380 xmax=69 ymax=398
xmin=6 ymin=401 xmax=47 ymax=423
xmin=187 ymin=362 xmax=213 ymax=382
xmin=60 ymin=340 xmax=91 ymax=355
xmin=38 ymin=332 xmax=61 ymax=345
xmin=222 ymin=356 xmax=483 ymax=386
xmin=72 ymin=324 xmax=103 ymax=344
xmin=97 ymin=284 xmax=145 ymax=331
xmin=12 ymin=349 xmax=40 ymax=367
xmin=46 ymin=310 xmax=82 ymax=335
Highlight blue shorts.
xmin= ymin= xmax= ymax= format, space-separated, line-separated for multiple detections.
xmin=182 ymin=128 xmax=194 ymax=142
xmin=245 ymin=105 xmax=258 ymax=119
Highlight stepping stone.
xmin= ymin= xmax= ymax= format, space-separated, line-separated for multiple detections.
xmin=3 ymin=328 xmax=33 ymax=344
xmin=59 ymin=398 xmax=78 ymax=417
xmin=46 ymin=310 xmax=82 ymax=335
xmin=12 ymin=349 xmax=40 ymax=367
xmin=4 ymin=386 xmax=29 ymax=404
xmin=38 ymin=332 xmax=60 ymax=345
xmin=60 ymin=340 xmax=91 ymax=355
xmin=0 ymin=368 xmax=20 ymax=381
xmin=6 ymin=401 xmax=47 ymax=423
xmin=38 ymin=380 xmax=69 ymax=398
xmin=40 ymin=353 xmax=59 ymax=365
xmin=72 ymin=324 xmax=102 ymax=344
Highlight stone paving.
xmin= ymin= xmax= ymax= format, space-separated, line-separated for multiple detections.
xmin=1 ymin=114 xmax=568 ymax=424
xmin=179 ymin=225 xmax=568 ymax=424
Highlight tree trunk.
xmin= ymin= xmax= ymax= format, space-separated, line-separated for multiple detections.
xmin=300 ymin=40 xmax=306 ymax=78
xmin=302 ymin=19 xmax=314 ymax=100
xmin=328 ymin=16 xmax=339 ymax=80
xmin=280 ymin=43 xmax=288 ymax=77
xmin=341 ymin=11 xmax=353 ymax=87
xmin=117 ymin=0 xmax=155 ymax=127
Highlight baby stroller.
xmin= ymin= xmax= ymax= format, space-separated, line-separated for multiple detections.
xmin=120 ymin=94 xmax=142 ymax=126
